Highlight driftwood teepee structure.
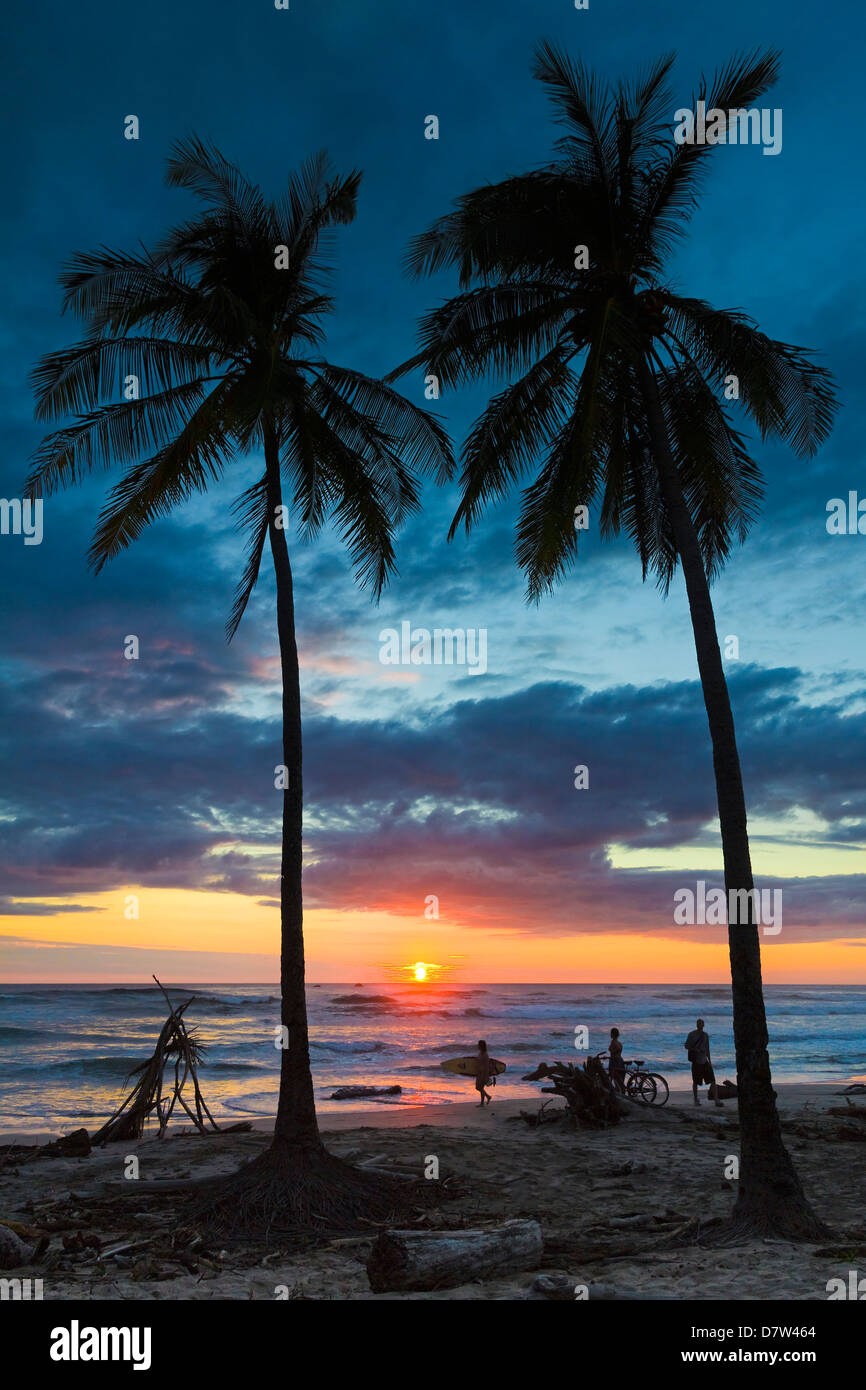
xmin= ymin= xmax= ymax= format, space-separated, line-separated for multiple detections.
xmin=92 ymin=977 xmax=221 ymax=1144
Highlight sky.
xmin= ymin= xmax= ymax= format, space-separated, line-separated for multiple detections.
xmin=0 ymin=0 xmax=864 ymax=984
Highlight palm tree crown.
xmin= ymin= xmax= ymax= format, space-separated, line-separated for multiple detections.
xmin=28 ymin=136 xmax=452 ymax=622
xmin=395 ymin=44 xmax=836 ymax=595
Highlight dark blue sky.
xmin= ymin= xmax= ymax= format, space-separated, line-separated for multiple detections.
xmin=1 ymin=0 xmax=864 ymax=980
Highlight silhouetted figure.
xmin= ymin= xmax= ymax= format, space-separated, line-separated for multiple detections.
xmin=685 ymin=1018 xmax=723 ymax=1107
xmin=609 ymin=1027 xmax=626 ymax=1094
xmin=475 ymin=1039 xmax=494 ymax=1106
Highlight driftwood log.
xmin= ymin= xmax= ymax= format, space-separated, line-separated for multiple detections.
xmin=523 ymin=1057 xmax=627 ymax=1128
xmin=367 ymin=1219 xmax=543 ymax=1292
xmin=525 ymin=1273 xmax=678 ymax=1301
xmin=40 ymin=1128 xmax=92 ymax=1158
xmin=708 ymin=1079 xmax=738 ymax=1099
xmin=0 ymin=1224 xmax=37 ymax=1269
xmin=330 ymin=1085 xmax=401 ymax=1100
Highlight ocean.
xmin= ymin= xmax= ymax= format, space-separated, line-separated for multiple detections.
xmin=1 ymin=982 xmax=864 ymax=1131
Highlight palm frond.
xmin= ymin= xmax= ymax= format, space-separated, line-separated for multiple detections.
xmin=657 ymin=359 xmax=764 ymax=579
xmin=312 ymin=364 xmax=454 ymax=486
xmin=31 ymin=337 xmax=216 ymax=422
xmin=226 ymin=472 xmax=272 ymax=640
xmin=532 ymin=41 xmax=617 ymax=191
xmin=284 ymin=400 xmax=398 ymax=597
xmin=404 ymin=283 xmax=574 ymax=389
xmin=85 ymin=383 xmax=233 ymax=570
xmin=515 ymin=332 xmax=621 ymax=600
xmin=405 ymin=172 xmax=592 ymax=286
xmin=617 ymin=53 xmax=677 ymax=168
xmin=662 ymin=295 xmax=838 ymax=453
xmin=449 ymin=346 xmax=577 ymax=537
xmin=165 ymin=134 xmax=270 ymax=233
xmin=637 ymin=48 xmax=782 ymax=262
xmin=27 ymin=380 xmax=208 ymax=496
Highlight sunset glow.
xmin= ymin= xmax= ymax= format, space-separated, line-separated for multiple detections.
xmin=4 ymin=894 xmax=866 ymax=984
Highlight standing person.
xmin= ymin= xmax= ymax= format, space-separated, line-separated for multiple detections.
xmin=684 ymin=1018 xmax=723 ymax=1107
xmin=475 ymin=1039 xmax=494 ymax=1107
xmin=608 ymin=1027 xmax=626 ymax=1094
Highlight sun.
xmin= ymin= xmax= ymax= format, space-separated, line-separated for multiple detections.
xmin=391 ymin=959 xmax=445 ymax=984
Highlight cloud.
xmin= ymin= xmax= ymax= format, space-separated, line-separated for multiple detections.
xmin=0 ymin=901 xmax=102 ymax=916
xmin=0 ymin=934 xmax=277 ymax=981
xmin=1 ymin=655 xmax=863 ymax=945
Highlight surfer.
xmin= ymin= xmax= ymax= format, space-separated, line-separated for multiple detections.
xmin=475 ymin=1039 xmax=494 ymax=1106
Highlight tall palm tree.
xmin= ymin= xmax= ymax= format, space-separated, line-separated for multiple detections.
xmin=394 ymin=45 xmax=836 ymax=1238
xmin=27 ymin=137 xmax=452 ymax=1230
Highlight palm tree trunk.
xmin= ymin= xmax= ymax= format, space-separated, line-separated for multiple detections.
xmin=264 ymin=423 xmax=321 ymax=1151
xmin=195 ymin=430 xmax=404 ymax=1231
xmin=638 ymin=357 xmax=824 ymax=1237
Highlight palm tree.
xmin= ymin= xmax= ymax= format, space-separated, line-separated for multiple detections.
xmin=27 ymin=137 xmax=452 ymax=1231
xmin=394 ymin=45 xmax=836 ymax=1238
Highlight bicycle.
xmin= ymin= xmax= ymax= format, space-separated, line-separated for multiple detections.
xmin=596 ymin=1051 xmax=670 ymax=1106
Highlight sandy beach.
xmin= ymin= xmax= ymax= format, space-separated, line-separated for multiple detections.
xmin=2 ymin=1081 xmax=864 ymax=1301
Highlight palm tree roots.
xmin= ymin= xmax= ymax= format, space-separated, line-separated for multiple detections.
xmin=190 ymin=1141 xmax=416 ymax=1239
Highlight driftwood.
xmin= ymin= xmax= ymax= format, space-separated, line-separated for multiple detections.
xmin=40 ymin=1128 xmax=92 ymax=1158
xmin=0 ymin=1224 xmax=38 ymax=1269
xmin=330 ymin=1085 xmax=402 ymax=1100
xmin=92 ymin=977 xmax=221 ymax=1144
xmin=93 ymin=1179 xmax=199 ymax=1195
xmin=518 ymin=1100 xmax=567 ymax=1128
xmin=582 ymin=1280 xmax=677 ymax=1300
xmin=367 ymin=1219 xmax=543 ymax=1292
xmin=1 ymin=1130 xmax=93 ymax=1166
xmin=526 ymin=1272 xmax=678 ymax=1301
xmin=708 ymin=1079 xmax=738 ymax=1099
xmin=523 ymin=1057 xmax=627 ymax=1128
xmin=827 ymin=1125 xmax=866 ymax=1142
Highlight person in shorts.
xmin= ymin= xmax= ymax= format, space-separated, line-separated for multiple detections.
xmin=684 ymin=1018 xmax=722 ymax=1107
